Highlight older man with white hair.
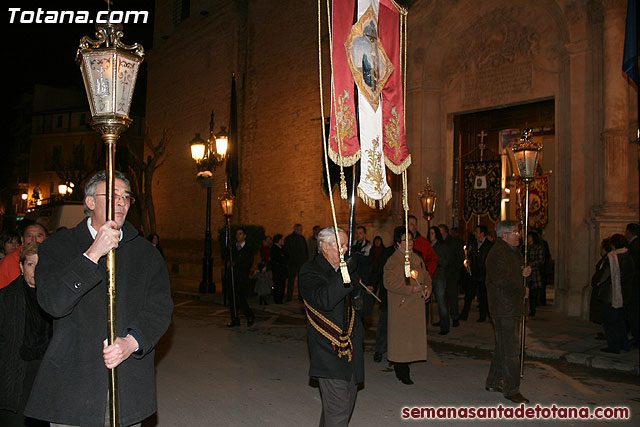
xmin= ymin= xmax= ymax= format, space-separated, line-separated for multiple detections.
xmin=485 ymin=220 xmax=532 ymax=404
xmin=300 ymin=226 xmax=364 ymax=427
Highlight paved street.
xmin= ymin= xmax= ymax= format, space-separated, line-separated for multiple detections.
xmin=147 ymin=297 xmax=639 ymax=426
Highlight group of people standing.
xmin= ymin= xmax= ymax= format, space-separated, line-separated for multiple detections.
xmin=590 ymin=223 xmax=639 ymax=354
xmin=300 ymin=218 xmax=552 ymax=425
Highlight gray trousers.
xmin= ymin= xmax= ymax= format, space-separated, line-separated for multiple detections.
xmin=486 ymin=316 xmax=521 ymax=396
xmin=318 ymin=376 xmax=357 ymax=427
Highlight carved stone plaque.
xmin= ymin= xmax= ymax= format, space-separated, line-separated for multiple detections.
xmin=463 ymin=61 xmax=533 ymax=107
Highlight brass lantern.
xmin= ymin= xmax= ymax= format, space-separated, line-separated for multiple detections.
xmin=77 ymin=23 xmax=144 ymax=130
xmin=219 ymin=185 xmax=235 ymax=217
xmin=418 ymin=177 xmax=437 ymax=229
xmin=511 ymin=128 xmax=541 ymax=183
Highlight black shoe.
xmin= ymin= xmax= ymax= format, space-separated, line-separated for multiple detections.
xmin=226 ymin=320 xmax=240 ymax=328
xmin=485 ymin=386 xmax=503 ymax=393
xmin=247 ymin=316 xmax=255 ymax=327
xmin=453 ymin=320 xmax=460 ymax=327
xmin=438 ymin=330 xmax=449 ymax=335
xmin=505 ymin=393 xmax=529 ymax=404
xmin=600 ymin=347 xmax=620 ymax=354
xmin=432 ymin=321 xmax=441 ymax=327
xmin=476 ymin=318 xmax=486 ymax=323
xmin=398 ymin=377 xmax=414 ymax=385
xmin=373 ymin=352 xmax=383 ymax=363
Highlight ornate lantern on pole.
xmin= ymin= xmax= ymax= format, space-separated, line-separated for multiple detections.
xmin=219 ymin=184 xmax=237 ymax=322
xmin=77 ymin=22 xmax=144 ymax=427
xmin=189 ymin=112 xmax=228 ymax=293
xmin=511 ymin=128 xmax=542 ymax=379
xmin=418 ymin=177 xmax=437 ymax=230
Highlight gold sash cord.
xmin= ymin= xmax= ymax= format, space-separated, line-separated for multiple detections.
xmin=304 ymin=300 xmax=355 ymax=362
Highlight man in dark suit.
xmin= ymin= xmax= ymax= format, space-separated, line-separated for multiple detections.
xmin=438 ymin=224 xmax=465 ymax=327
xmin=300 ymin=226 xmax=362 ymax=426
xmin=270 ymin=234 xmax=288 ymax=304
xmin=284 ymin=224 xmax=308 ymax=301
xmin=461 ymin=225 xmax=494 ymax=322
xmin=485 ymin=220 xmax=531 ymax=404
xmin=227 ymin=227 xmax=255 ymax=327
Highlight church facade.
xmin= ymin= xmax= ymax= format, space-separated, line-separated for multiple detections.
xmin=146 ymin=0 xmax=638 ymax=317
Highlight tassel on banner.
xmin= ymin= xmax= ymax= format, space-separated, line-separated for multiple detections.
xmin=404 ymin=253 xmax=411 ymax=277
xmin=340 ymin=170 xmax=348 ymax=199
xmin=339 ymin=258 xmax=351 ymax=284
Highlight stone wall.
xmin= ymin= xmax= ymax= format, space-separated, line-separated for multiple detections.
xmin=146 ymin=0 xmax=638 ymax=316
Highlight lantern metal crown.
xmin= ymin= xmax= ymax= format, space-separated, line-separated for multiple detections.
xmin=511 ymin=128 xmax=542 ymax=182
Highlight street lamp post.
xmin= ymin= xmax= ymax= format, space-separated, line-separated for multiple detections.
xmin=418 ymin=177 xmax=437 ymax=230
xmin=511 ymin=128 xmax=542 ymax=378
xmin=190 ymin=112 xmax=228 ymax=294
xmin=77 ymin=22 xmax=144 ymax=427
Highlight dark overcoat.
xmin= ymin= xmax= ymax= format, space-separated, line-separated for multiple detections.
xmin=299 ymin=255 xmax=364 ymax=383
xmin=0 ymin=277 xmax=28 ymax=412
xmin=24 ymin=219 xmax=173 ymax=427
xmin=485 ymin=238 xmax=526 ymax=318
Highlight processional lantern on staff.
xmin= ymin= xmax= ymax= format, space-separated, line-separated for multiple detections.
xmin=76 ymin=22 xmax=144 ymax=427
xmin=318 ymin=0 xmax=413 ymax=282
xmin=511 ymin=128 xmax=543 ymax=378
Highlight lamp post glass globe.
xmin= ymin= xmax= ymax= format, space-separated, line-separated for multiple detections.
xmin=190 ymin=133 xmax=207 ymax=162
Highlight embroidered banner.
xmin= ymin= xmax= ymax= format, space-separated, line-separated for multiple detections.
xmin=347 ymin=0 xmax=392 ymax=208
xmin=329 ymin=0 xmax=360 ymax=166
xmin=516 ymin=174 xmax=549 ymax=231
xmin=463 ymin=160 xmax=501 ymax=222
xmin=379 ymin=0 xmax=410 ymax=173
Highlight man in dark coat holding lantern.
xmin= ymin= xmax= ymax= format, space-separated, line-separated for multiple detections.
xmin=24 ymin=171 xmax=173 ymax=427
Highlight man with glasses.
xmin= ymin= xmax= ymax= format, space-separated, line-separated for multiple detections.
xmin=25 ymin=170 xmax=173 ymax=427
xmin=484 ymin=220 xmax=531 ymax=404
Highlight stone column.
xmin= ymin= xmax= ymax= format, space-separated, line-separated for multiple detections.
xmin=596 ymin=0 xmax=636 ymax=239
xmin=601 ymin=0 xmax=629 ymax=209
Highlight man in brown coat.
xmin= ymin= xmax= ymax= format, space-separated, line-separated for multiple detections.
xmin=484 ymin=220 xmax=531 ymax=404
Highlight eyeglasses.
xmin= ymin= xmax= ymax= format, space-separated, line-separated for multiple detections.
xmin=400 ymin=237 xmax=414 ymax=242
xmin=94 ymin=193 xmax=135 ymax=205
xmin=505 ymin=230 xmax=520 ymax=235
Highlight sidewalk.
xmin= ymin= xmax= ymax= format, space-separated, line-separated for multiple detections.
xmin=170 ymin=275 xmax=639 ymax=375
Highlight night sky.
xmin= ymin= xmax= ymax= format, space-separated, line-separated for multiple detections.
xmin=2 ymin=0 xmax=155 ymax=186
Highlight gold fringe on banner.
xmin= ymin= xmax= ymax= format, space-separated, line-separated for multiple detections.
xmin=357 ymin=186 xmax=392 ymax=210
xmin=384 ymin=154 xmax=412 ymax=175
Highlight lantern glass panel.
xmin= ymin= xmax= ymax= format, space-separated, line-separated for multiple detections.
xmin=81 ymin=52 xmax=114 ymax=116
xmin=115 ymin=56 xmax=140 ymax=116
xmin=220 ymin=198 xmax=234 ymax=216
xmin=513 ymin=149 xmax=539 ymax=180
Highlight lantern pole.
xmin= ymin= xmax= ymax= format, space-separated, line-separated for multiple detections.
xmin=511 ymin=128 xmax=542 ymax=379
xmin=77 ymin=23 xmax=144 ymax=427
